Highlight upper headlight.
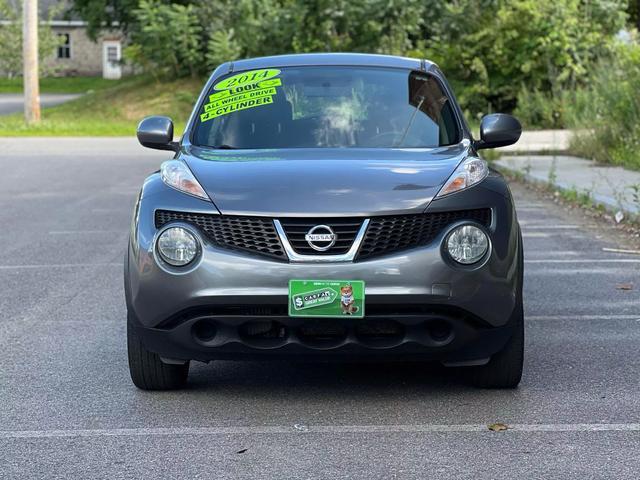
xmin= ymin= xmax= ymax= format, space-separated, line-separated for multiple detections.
xmin=160 ymin=160 xmax=209 ymax=200
xmin=436 ymin=157 xmax=488 ymax=198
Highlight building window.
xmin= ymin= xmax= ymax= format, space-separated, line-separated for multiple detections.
xmin=106 ymin=45 xmax=119 ymax=63
xmin=57 ymin=33 xmax=71 ymax=59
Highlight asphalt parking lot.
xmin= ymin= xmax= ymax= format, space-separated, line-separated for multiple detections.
xmin=1 ymin=138 xmax=640 ymax=479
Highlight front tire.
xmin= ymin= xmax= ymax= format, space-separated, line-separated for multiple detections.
xmin=127 ymin=319 xmax=189 ymax=390
xmin=470 ymin=300 xmax=524 ymax=388
xmin=470 ymin=229 xmax=524 ymax=389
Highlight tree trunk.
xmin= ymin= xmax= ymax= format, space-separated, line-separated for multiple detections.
xmin=23 ymin=0 xmax=40 ymax=124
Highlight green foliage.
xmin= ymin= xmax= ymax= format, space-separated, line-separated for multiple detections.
xmin=422 ymin=0 xmax=627 ymax=118
xmin=290 ymin=0 xmax=430 ymax=54
xmin=568 ymin=39 xmax=640 ymax=171
xmin=206 ymin=29 xmax=243 ymax=69
xmin=71 ymin=0 xmax=632 ymax=132
xmin=70 ymin=0 xmax=140 ymax=39
xmin=514 ymin=88 xmax=571 ymax=129
xmin=559 ymin=186 xmax=593 ymax=207
xmin=0 ymin=0 xmax=63 ymax=77
xmin=126 ymin=0 xmax=202 ymax=78
xmin=629 ymin=0 xmax=640 ymax=30
xmin=125 ymin=0 xmax=435 ymax=77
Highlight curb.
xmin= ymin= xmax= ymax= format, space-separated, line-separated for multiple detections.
xmin=494 ymin=160 xmax=638 ymax=223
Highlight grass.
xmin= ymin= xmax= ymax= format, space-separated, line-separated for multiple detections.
xmin=0 ymin=76 xmax=128 ymax=94
xmin=0 ymin=75 xmax=204 ymax=136
xmin=565 ymin=44 xmax=640 ymax=172
xmin=558 ymin=186 xmax=594 ymax=208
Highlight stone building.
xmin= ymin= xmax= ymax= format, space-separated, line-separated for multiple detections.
xmin=5 ymin=0 xmax=128 ymax=78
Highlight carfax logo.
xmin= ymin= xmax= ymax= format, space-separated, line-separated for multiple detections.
xmin=292 ymin=287 xmax=338 ymax=310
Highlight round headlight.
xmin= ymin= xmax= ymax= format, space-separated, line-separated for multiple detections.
xmin=157 ymin=227 xmax=199 ymax=266
xmin=446 ymin=224 xmax=489 ymax=265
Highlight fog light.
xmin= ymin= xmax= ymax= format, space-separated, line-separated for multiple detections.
xmin=157 ymin=227 xmax=199 ymax=266
xmin=445 ymin=224 xmax=489 ymax=265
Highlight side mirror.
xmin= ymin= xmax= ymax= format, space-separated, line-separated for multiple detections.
xmin=475 ymin=113 xmax=522 ymax=150
xmin=137 ymin=116 xmax=179 ymax=152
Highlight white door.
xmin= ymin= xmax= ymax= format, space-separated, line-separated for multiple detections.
xmin=102 ymin=40 xmax=122 ymax=79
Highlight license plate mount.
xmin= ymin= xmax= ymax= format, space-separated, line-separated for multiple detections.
xmin=288 ymin=280 xmax=365 ymax=318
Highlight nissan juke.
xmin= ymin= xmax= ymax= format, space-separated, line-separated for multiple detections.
xmin=125 ymin=53 xmax=524 ymax=390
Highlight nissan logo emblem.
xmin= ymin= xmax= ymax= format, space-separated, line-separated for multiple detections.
xmin=305 ymin=225 xmax=337 ymax=252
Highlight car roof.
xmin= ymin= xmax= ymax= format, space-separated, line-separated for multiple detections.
xmin=225 ymin=53 xmax=433 ymax=73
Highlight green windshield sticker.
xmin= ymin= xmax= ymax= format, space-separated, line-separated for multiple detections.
xmin=208 ymin=78 xmax=282 ymax=102
xmin=213 ymin=69 xmax=280 ymax=91
xmin=200 ymin=69 xmax=282 ymax=122
xmin=254 ymin=78 xmax=282 ymax=89
xmin=204 ymin=87 xmax=277 ymax=111
xmin=200 ymin=96 xmax=273 ymax=122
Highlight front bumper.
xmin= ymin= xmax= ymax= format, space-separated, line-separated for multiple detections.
xmin=128 ymin=300 xmax=517 ymax=363
xmin=125 ymin=171 xmax=521 ymax=362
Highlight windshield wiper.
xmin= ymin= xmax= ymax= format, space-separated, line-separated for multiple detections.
xmin=395 ymin=95 xmax=425 ymax=148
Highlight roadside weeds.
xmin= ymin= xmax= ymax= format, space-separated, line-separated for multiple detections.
xmin=502 ymin=171 xmax=640 ymax=249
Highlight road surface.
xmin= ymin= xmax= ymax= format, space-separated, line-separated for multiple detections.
xmin=0 ymin=94 xmax=82 ymax=115
xmin=1 ymin=138 xmax=639 ymax=479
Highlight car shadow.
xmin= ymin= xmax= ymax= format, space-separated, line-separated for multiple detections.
xmin=185 ymin=359 xmax=475 ymax=395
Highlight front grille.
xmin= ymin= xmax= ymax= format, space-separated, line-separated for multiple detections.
xmin=278 ymin=218 xmax=364 ymax=255
xmin=356 ymin=209 xmax=491 ymax=260
xmin=155 ymin=210 xmax=286 ymax=260
xmin=155 ymin=208 xmax=490 ymax=262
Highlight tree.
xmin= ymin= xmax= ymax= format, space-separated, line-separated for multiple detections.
xmin=629 ymin=0 xmax=640 ymax=30
xmin=197 ymin=0 xmax=301 ymax=61
xmin=125 ymin=0 xmax=202 ymax=78
xmin=70 ymin=0 xmax=147 ymax=39
xmin=422 ymin=0 xmax=627 ymax=116
xmin=0 ymin=0 xmax=61 ymax=77
xmin=205 ymin=29 xmax=242 ymax=69
xmin=289 ymin=0 xmax=434 ymax=54
xmin=115 ymin=0 xmax=629 ymax=128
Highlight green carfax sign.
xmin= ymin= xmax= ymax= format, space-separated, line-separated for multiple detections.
xmin=288 ymin=280 xmax=365 ymax=318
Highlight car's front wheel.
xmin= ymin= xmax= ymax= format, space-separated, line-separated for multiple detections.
xmin=470 ymin=300 xmax=523 ymax=388
xmin=127 ymin=318 xmax=189 ymax=390
xmin=470 ymin=229 xmax=524 ymax=389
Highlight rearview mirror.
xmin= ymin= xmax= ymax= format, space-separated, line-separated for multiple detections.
xmin=475 ymin=113 xmax=522 ymax=150
xmin=137 ymin=116 xmax=179 ymax=152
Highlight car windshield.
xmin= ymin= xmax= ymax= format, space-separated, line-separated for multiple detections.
xmin=191 ymin=66 xmax=461 ymax=149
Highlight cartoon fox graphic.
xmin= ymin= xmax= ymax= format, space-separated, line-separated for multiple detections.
xmin=340 ymin=284 xmax=359 ymax=315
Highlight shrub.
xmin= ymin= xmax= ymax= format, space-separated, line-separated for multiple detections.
xmin=514 ymin=88 xmax=573 ymax=129
xmin=126 ymin=0 xmax=202 ymax=78
xmin=568 ymin=39 xmax=640 ymax=171
xmin=206 ymin=29 xmax=242 ymax=70
xmin=423 ymin=0 xmax=626 ymax=117
xmin=119 ymin=0 xmax=630 ymax=134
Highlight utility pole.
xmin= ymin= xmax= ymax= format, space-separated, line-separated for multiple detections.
xmin=23 ymin=0 xmax=40 ymax=124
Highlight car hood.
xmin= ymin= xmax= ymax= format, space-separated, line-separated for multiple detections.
xmin=182 ymin=143 xmax=470 ymax=216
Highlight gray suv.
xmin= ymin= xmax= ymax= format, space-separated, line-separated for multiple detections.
xmin=126 ymin=53 xmax=524 ymax=390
